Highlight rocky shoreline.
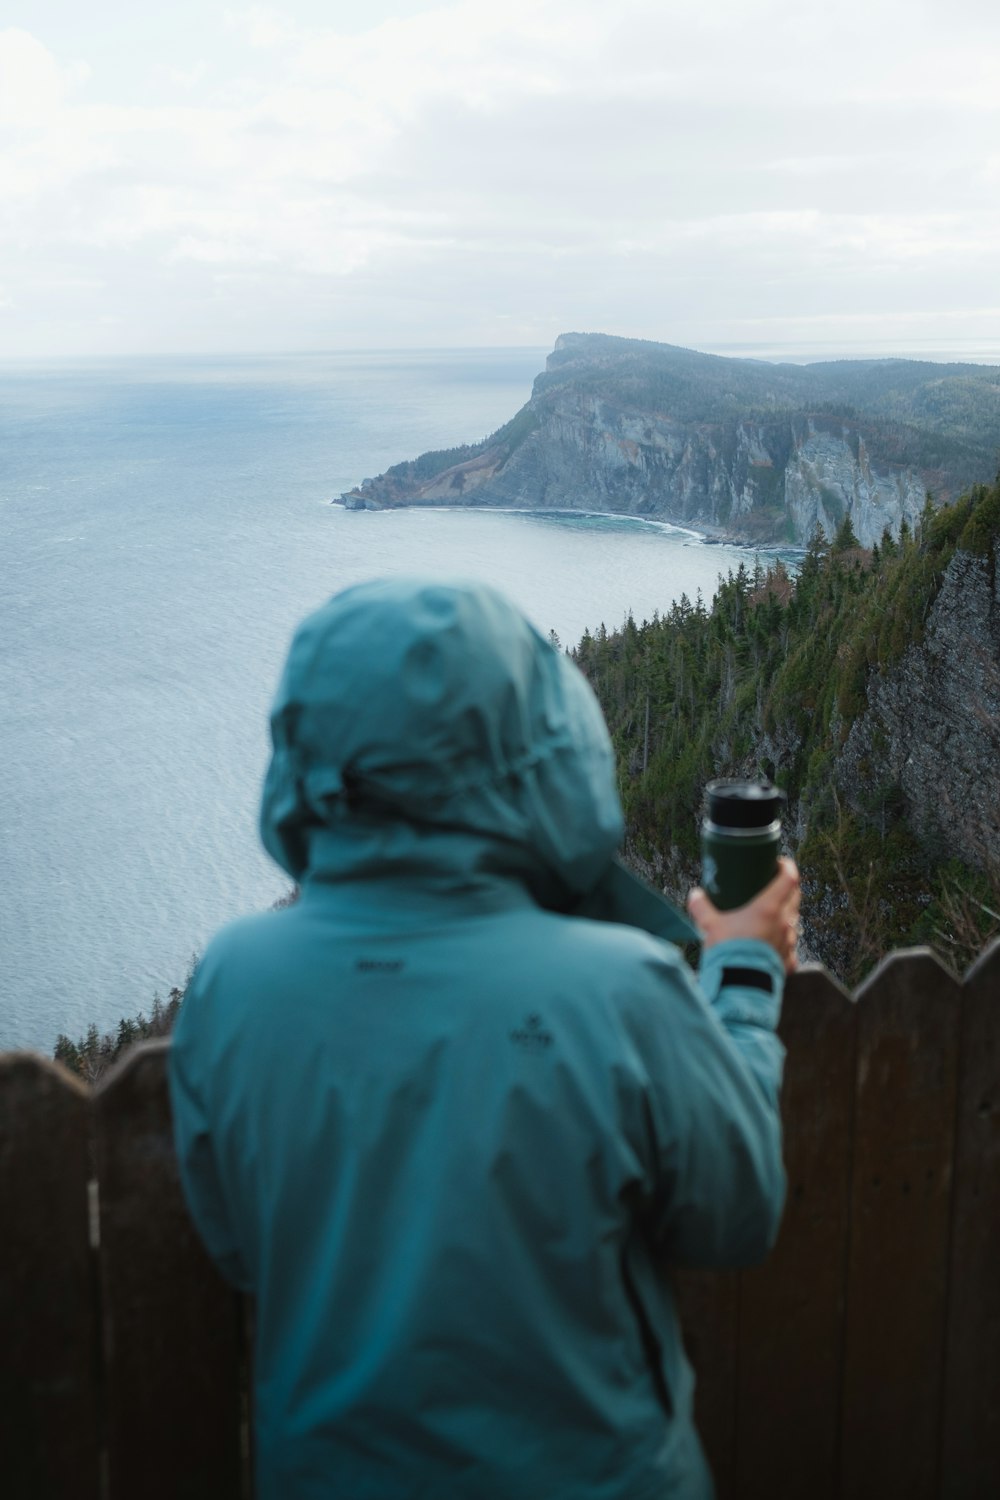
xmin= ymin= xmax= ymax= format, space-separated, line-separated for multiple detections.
xmin=338 ymin=333 xmax=1000 ymax=547
xmin=336 ymin=496 xmax=802 ymax=554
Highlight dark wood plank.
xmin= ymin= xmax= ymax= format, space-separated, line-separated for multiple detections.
xmin=674 ymin=1268 xmax=739 ymax=1498
xmin=94 ymin=1040 xmax=244 ymax=1500
xmin=0 ymin=1052 xmax=101 ymax=1499
xmin=840 ymin=948 xmax=961 ymax=1500
xmin=941 ymin=938 xmax=1000 ymax=1496
xmin=735 ymin=965 xmax=857 ymax=1500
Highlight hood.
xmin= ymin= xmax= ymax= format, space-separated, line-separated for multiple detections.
xmin=260 ymin=578 xmax=624 ymax=900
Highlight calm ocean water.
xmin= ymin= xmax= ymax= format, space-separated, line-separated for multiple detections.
xmin=2 ymin=349 xmax=772 ymax=1053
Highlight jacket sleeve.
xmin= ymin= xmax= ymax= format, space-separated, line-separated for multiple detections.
xmin=624 ymin=936 xmax=786 ymax=1269
xmin=168 ymin=975 xmax=253 ymax=1292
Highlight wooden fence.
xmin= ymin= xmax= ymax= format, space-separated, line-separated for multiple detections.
xmin=2 ymin=944 xmax=998 ymax=1499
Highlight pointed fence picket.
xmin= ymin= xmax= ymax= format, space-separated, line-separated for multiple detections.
xmin=839 ymin=951 xmax=961 ymax=1500
xmin=735 ymin=961 xmax=858 ymax=1499
xmin=941 ymin=940 xmax=1000 ymax=1497
xmin=0 ymin=1053 xmax=101 ymax=1499
xmin=1 ymin=941 xmax=997 ymax=1499
xmin=93 ymin=1043 xmax=247 ymax=1499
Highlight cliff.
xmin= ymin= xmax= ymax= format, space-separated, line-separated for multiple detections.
xmin=837 ymin=546 xmax=1000 ymax=871
xmin=577 ymin=479 xmax=1000 ymax=980
xmin=342 ymin=333 xmax=1000 ymax=546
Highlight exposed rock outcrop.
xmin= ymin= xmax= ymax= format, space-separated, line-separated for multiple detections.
xmin=838 ymin=550 xmax=1000 ymax=865
xmin=342 ymin=333 xmax=1000 ymax=546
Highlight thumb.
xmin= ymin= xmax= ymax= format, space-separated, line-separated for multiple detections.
xmin=687 ymin=887 xmax=712 ymax=927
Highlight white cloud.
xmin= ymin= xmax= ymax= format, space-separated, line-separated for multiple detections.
xmin=223 ymin=5 xmax=304 ymax=50
xmin=0 ymin=26 xmax=88 ymax=125
xmin=163 ymin=60 xmax=209 ymax=90
xmin=1 ymin=2 xmax=1000 ymax=354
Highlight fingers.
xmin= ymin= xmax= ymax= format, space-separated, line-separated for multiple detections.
xmin=761 ymin=856 xmax=800 ymax=909
xmin=774 ymin=859 xmax=801 ymax=975
xmin=686 ymin=859 xmax=802 ymax=972
xmin=686 ymin=886 xmax=713 ymax=929
xmin=782 ymin=913 xmax=800 ymax=975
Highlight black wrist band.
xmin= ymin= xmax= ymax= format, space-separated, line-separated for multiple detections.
xmin=720 ymin=966 xmax=774 ymax=994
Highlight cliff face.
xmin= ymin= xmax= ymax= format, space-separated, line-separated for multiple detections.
xmin=343 ymin=333 xmax=1000 ymax=546
xmin=573 ymin=477 xmax=1000 ymax=980
xmin=782 ymin=427 xmax=928 ymax=548
xmin=837 ymin=549 xmax=1000 ymax=863
xmin=407 ymin=394 xmax=929 ymax=547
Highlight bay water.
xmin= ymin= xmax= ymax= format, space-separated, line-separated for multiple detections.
xmin=2 ymin=349 xmax=766 ymax=1052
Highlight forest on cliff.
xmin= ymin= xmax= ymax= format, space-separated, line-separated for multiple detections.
xmin=577 ymin=477 xmax=1000 ymax=982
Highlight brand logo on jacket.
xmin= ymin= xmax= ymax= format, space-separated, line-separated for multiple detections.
xmin=510 ymin=1014 xmax=554 ymax=1051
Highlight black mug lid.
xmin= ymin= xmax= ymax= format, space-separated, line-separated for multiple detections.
xmin=705 ymin=779 xmax=785 ymax=829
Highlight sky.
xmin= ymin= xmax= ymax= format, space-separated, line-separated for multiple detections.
xmin=2 ymin=0 xmax=1000 ymax=358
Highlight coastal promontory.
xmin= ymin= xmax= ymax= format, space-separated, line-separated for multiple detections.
xmin=341 ymin=333 xmax=1000 ymax=546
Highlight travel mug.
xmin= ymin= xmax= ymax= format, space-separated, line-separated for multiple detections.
xmin=701 ymin=780 xmax=784 ymax=911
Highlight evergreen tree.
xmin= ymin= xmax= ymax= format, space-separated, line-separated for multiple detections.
xmin=832 ymin=513 xmax=861 ymax=552
xmin=571 ymin=476 xmax=1000 ymax=981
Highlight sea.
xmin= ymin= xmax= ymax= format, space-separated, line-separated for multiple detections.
xmin=2 ymin=347 xmax=789 ymax=1054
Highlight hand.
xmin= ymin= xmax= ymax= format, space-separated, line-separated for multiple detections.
xmin=687 ymin=857 xmax=801 ymax=975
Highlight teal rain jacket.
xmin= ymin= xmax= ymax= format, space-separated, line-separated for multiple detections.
xmin=170 ymin=579 xmax=786 ymax=1500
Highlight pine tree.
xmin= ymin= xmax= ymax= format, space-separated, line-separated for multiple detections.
xmin=832 ymin=513 xmax=860 ymax=552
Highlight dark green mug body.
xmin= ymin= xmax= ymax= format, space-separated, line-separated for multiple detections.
xmin=701 ymin=821 xmax=781 ymax=910
xmin=701 ymin=779 xmax=784 ymax=911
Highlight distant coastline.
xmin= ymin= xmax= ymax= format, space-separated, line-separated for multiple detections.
xmin=339 ymin=334 xmax=1000 ymax=548
xmin=332 ymin=500 xmax=806 ymax=555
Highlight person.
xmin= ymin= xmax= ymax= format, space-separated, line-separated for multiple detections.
xmin=169 ymin=577 xmax=799 ymax=1500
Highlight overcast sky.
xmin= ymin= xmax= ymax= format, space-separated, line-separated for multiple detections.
xmin=2 ymin=0 xmax=999 ymax=358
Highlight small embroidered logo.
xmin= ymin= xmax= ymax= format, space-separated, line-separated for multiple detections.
xmin=355 ymin=958 xmax=405 ymax=973
xmin=509 ymin=1013 xmax=554 ymax=1051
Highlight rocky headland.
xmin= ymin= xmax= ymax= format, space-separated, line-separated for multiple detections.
xmin=342 ymin=332 xmax=1000 ymax=546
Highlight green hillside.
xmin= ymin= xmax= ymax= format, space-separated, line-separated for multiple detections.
xmin=577 ymin=477 xmax=1000 ymax=981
